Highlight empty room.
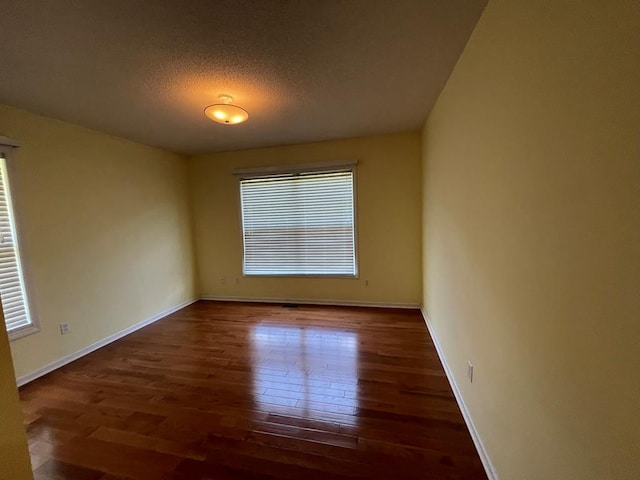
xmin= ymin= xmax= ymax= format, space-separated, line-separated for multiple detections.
xmin=0 ymin=1 xmax=638 ymax=479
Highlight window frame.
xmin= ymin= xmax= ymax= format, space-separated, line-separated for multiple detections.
xmin=0 ymin=139 xmax=40 ymax=341
xmin=236 ymin=161 xmax=359 ymax=278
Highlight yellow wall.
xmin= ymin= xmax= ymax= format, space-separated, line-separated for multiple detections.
xmin=421 ymin=1 xmax=640 ymax=479
xmin=0 ymin=105 xmax=196 ymax=379
xmin=190 ymin=132 xmax=422 ymax=305
xmin=0 ymin=307 xmax=33 ymax=480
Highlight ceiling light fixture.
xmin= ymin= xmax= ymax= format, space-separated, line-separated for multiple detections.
xmin=204 ymin=95 xmax=249 ymax=125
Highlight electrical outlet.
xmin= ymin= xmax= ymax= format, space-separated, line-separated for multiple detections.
xmin=60 ymin=322 xmax=70 ymax=335
xmin=365 ymin=279 xmax=369 ymax=286
xmin=219 ymin=277 xmax=226 ymax=284
xmin=467 ymin=361 xmax=474 ymax=383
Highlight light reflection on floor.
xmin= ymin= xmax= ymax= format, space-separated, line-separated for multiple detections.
xmin=251 ymin=324 xmax=359 ymax=424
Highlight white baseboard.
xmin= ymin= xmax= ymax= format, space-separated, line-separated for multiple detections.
xmin=200 ymin=295 xmax=420 ymax=309
xmin=16 ymin=298 xmax=198 ymax=387
xmin=420 ymin=308 xmax=498 ymax=480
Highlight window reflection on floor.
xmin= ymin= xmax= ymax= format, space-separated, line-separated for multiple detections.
xmin=251 ymin=324 xmax=359 ymax=424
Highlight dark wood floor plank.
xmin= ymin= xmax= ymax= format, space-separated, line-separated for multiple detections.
xmin=20 ymin=301 xmax=487 ymax=479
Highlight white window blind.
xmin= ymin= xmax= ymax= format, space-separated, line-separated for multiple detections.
xmin=240 ymin=170 xmax=357 ymax=276
xmin=0 ymin=151 xmax=34 ymax=336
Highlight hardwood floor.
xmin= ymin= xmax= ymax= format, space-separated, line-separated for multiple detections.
xmin=19 ymin=301 xmax=487 ymax=479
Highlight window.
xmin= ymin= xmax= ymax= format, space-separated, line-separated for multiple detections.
xmin=239 ymin=167 xmax=357 ymax=276
xmin=0 ymin=142 xmax=38 ymax=340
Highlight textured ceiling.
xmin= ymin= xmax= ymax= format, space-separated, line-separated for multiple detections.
xmin=0 ymin=1 xmax=486 ymax=155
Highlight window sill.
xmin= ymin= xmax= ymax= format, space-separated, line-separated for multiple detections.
xmin=8 ymin=324 xmax=40 ymax=341
xmin=243 ymin=273 xmax=359 ymax=279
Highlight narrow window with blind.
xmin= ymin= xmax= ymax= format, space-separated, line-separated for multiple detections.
xmin=0 ymin=145 xmax=38 ymax=340
xmin=240 ymin=169 xmax=357 ymax=276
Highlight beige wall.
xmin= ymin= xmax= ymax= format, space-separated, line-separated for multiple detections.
xmin=0 ymin=105 xmax=196 ymax=380
xmin=0 ymin=309 xmax=33 ymax=479
xmin=421 ymin=1 xmax=640 ymax=479
xmin=190 ymin=132 xmax=422 ymax=305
